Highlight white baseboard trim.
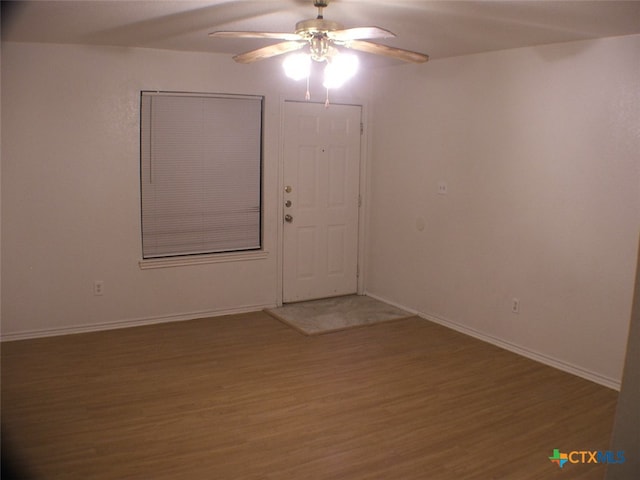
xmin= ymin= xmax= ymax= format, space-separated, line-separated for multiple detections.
xmin=0 ymin=303 xmax=277 ymax=342
xmin=364 ymin=291 xmax=621 ymax=391
xmin=364 ymin=292 xmax=420 ymax=316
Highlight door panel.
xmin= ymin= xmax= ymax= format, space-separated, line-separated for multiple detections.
xmin=296 ymin=226 xmax=317 ymax=279
xmin=327 ymin=225 xmax=346 ymax=275
xmin=283 ymin=102 xmax=361 ymax=303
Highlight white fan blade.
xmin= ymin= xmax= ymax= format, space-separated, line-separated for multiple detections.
xmin=233 ymin=41 xmax=307 ymax=64
xmin=348 ymin=40 xmax=429 ymax=63
xmin=329 ymin=26 xmax=396 ymax=42
xmin=210 ymin=31 xmax=302 ymax=41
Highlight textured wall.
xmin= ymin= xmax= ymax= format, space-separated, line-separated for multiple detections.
xmin=366 ymin=35 xmax=640 ymax=386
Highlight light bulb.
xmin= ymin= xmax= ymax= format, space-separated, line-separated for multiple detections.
xmin=283 ymin=53 xmax=311 ymax=81
xmin=323 ymin=53 xmax=359 ymax=89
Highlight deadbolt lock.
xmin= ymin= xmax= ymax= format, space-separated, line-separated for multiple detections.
xmin=284 ymin=214 xmax=293 ymax=223
xmin=284 ymin=185 xmax=292 ymax=193
xmin=285 ymin=200 xmax=292 ymax=208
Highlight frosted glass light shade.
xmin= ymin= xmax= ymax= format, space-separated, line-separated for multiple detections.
xmin=283 ymin=53 xmax=311 ymax=81
xmin=323 ymin=53 xmax=359 ymax=89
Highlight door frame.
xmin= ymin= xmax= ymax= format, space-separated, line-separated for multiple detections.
xmin=276 ymin=97 xmax=370 ymax=306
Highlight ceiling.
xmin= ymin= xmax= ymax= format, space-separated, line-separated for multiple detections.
xmin=2 ymin=1 xmax=640 ymax=66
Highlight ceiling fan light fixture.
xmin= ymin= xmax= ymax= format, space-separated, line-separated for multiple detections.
xmin=213 ymin=0 xmax=427 ymax=103
xmin=210 ymin=0 xmax=429 ymax=74
xmin=309 ymin=35 xmax=331 ymax=61
xmin=283 ymin=53 xmax=311 ymax=80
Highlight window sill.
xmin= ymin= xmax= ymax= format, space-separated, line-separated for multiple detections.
xmin=139 ymin=250 xmax=269 ymax=270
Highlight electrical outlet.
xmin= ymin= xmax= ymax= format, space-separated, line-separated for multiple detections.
xmin=511 ymin=298 xmax=520 ymax=314
xmin=437 ymin=181 xmax=448 ymax=195
xmin=94 ymin=280 xmax=104 ymax=296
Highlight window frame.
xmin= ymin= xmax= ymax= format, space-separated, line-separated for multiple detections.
xmin=139 ymin=90 xmax=265 ymax=264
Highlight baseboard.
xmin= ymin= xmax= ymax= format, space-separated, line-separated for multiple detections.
xmin=364 ymin=292 xmax=420 ymax=316
xmin=0 ymin=303 xmax=277 ymax=342
xmin=364 ymin=291 xmax=621 ymax=391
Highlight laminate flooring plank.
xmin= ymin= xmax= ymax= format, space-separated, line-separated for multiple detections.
xmin=2 ymin=312 xmax=618 ymax=479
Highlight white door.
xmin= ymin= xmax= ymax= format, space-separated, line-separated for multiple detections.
xmin=282 ymin=101 xmax=362 ymax=303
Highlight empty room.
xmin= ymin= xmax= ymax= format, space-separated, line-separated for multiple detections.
xmin=1 ymin=1 xmax=639 ymax=479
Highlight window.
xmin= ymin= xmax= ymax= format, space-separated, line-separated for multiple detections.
xmin=140 ymin=92 xmax=263 ymax=259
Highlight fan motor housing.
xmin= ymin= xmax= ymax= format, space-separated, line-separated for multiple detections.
xmin=295 ymin=19 xmax=343 ymax=37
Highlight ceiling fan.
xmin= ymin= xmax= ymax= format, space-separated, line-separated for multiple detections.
xmin=208 ymin=0 xmax=429 ymax=65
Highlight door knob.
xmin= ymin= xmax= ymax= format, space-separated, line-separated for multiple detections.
xmin=284 ymin=185 xmax=292 ymax=193
xmin=284 ymin=214 xmax=293 ymax=223
xmin=285 ymin=200 xmax=292 ymax=208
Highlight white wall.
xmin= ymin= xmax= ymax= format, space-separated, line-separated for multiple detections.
xmin=0 ymin=42 xmax=370 ymax=338
xmin=366 ymin=35 xmax=640 ymax=388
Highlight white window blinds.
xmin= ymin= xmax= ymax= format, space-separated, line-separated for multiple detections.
xmin=140 ymin=92 xmax=263 ymax=258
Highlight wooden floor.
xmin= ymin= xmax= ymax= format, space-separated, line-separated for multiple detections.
xmin=2 ymin=312 xmax=618 ymax=479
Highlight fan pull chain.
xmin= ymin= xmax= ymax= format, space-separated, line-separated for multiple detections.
xmin=325 ymin=87 xmax=330 ymax=108
xmin=305 ymin=75 xmax=311 ymax=101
